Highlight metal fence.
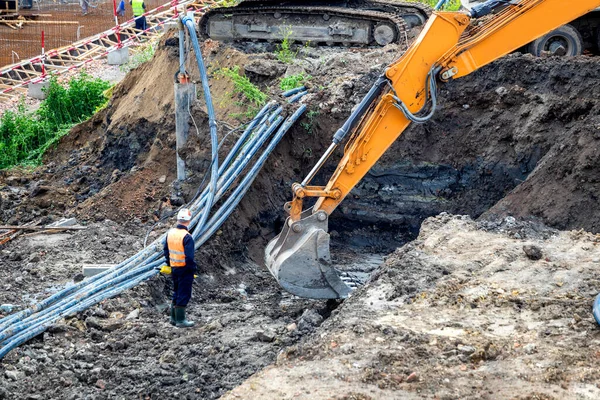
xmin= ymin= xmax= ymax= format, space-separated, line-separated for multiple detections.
xmin=0 ymin=0 xmax=166 ymax=66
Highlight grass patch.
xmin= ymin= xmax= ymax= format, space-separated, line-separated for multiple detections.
xmin=119 ymin=40 xmax=157 ymax=73
xmin=0 ymin=73 xmax=111 ymax=169
xmin=216 ymin=66 xmax=267 ymax=106
xmin=280 ymin=73 xmax=311 ymax=92
xmin=411 ymin=0 xmax=461 ymax=11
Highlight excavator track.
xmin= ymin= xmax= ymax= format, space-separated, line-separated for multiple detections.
xmin=199 ymin=1 xmax=432 ymax=47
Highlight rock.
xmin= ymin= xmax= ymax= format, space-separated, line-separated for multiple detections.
xmin=523 ymin=343 xmax=537 ymax=354
xmin=340 ymin=343 xmax=354 ymax=354
xmin=245 ymin=59 xmax=286 ymax=78
xmin=206 ymin=319 xmax=223 ymax=331
xmin=29 ymin=181 xmax=50 ymax=197
xmin=495 ymin=86 xmax=508 ymax=96
xmin=5 ymin=370 xmax=25 ymax=381
xmin=125 ymin=309 xmax=140 ymax=320
xmin=85 ymin=316 xmax=122 ymax=331
xmin=523 ymin=245 xmax=543 ymax=260
xmin=85 ymin=317 xmax=103 ymax=330
xmin=158 ymin=175 xmax=167 ymax=184
xmin=101 ymin=319 xmax=123 ymax=332
xmin=95 ymin=379 xmax=106 ymax=390
xmin=159 ymin=350 xmax=178 ymax=364
xmin=286 ymin=323 xmax=297 ymax=332
xmin=457 ymin=345 xmax=476 ymax=355
xmin=297 ymin=309 xmax=324 ymax=331
xmin=256 ymin=329 xmax=276 ymax=343
xmin=406 ymin=372 xmax=418 ymax=383
xmin=170 ymin=194 xmax=185 ymax=207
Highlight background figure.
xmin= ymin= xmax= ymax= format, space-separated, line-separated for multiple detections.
xmin=116 ymin=0 xmax=126 ymax=16
xmin=130 ymin=0 xmax=147 ymax=31
xmin=80 ymin=0 xmax=89 ymax=15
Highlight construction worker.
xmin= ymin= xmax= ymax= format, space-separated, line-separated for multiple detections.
xmin=163 ymin=209 xmax=196 ymax=328
xmin=130 ymin=0 xmax=146 ymax=31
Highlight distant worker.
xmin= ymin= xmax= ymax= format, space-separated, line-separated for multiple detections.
xmin=130 ymin=0 xmax=147 ymax=31
xmin=80 ymin=0 xmax=89 ymax=15
xmin=164 ymin=209 xmax=197 ymax=328
xmin=116 ymin=0 xmax=126 ymax=17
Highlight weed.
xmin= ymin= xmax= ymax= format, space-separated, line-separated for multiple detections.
xmin=280 ymin=73 xmax=311 ymax=92
xmin=276 ymin=26 xmax=297 ymax=63
xmin=300 ymin=108 xmax=320 ymax=134
xmin=0 ymin=73 xmax=111 ymax=169
xmin=410 ymin=0 xmax=461 ymax=11
xmin=216 ymin=66 xmax=267 ymax=106
xmin=119 ymin=40 xmax=157 ymax=73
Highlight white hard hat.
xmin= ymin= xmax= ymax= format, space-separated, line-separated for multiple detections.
xmin=177 ymin=208 xmax=192 ymax=221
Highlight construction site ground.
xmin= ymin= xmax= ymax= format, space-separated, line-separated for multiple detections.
xmin=1 ymin=29 xmax=600 ymax=399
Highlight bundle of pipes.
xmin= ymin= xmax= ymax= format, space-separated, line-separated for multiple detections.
xmin=0 ymin=16 xmax=307 ymax=359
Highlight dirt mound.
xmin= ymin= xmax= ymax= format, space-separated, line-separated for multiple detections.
xmin=224 ymin=214 xmax=600 ymax=399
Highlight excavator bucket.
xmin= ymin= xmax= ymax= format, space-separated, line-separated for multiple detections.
xmin=265 ymin=208 xmax=352 ymax=299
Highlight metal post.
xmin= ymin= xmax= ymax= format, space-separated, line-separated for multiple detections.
xmin=175 ymin=80 xmax=194 ymax=181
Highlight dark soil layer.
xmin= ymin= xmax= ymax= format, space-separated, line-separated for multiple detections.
xmin=340 ymin=53 xmax=600 ymax=236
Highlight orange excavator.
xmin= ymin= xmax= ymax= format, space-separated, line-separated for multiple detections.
xmin=264 ymin=0 xmax=600 ymax=299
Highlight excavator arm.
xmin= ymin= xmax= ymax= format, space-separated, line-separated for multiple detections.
xmin=266 ymin=0 xmax=600 ymax=299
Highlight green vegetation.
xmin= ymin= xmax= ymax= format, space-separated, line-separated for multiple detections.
xmin=217 ymin=66 xmax=267 ymax=106
xmin=412 ymin=0 xmax=461 ymax=11
xmin=0 ymin=73 xmax=111 ymax=169
xmin=280 ymin=73 xmax=311 ymax=92
xmin=301 ymin=109 xmax=320 ymax=135
xmin=119 ymin=40 xmax=157 ymax=73
xmin=276 ymin=26 xmax=296 ymax=63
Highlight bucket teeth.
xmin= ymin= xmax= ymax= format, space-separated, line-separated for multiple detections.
xmin=265 ymin=209 xmax=352 ymax=299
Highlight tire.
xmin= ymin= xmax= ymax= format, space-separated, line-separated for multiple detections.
xmin=527 ymin=24 xmax=583 ymax=57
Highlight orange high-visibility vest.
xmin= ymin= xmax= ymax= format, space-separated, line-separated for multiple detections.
xmin=167 ymin=228 xmax=189 ymax=267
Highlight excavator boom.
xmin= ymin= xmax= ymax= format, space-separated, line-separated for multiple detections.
xmin=265 ymin=0 xmax=600 ymax=299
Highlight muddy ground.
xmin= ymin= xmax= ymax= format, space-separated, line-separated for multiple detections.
xmin=1 ymin=29 xmax=600 ymax=398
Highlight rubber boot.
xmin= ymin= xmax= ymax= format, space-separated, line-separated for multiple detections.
xmin=169 ymin=303 xmax=176 ymax=326
xmin=174 ymin=306 xmax=195 ymax=328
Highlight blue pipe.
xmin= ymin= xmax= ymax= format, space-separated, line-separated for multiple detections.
xmin=0 ymin=269 xmax=157 ymax=359
xmin=219 ymin=102 xmax=275 ymax=175
xmin=434 ymin=0 xmax=447 ymax=10
xmin=594 ymin=293 xmax=600 ymax=326
xmin=282 ymin=86 xmax=306 ymax=97
xmin=182 ymin=16 xmax=219 ymax=233
xmin=0 ymin=259 xmax=164 ymax=343
xmin=195 ymin=106 xmax=306 ymax=248
xmin=288 ymin=91 xmax=308 ymax=104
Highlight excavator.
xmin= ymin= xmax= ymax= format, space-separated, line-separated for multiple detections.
xmin=260 ymin=0 xmax=600 ymax=299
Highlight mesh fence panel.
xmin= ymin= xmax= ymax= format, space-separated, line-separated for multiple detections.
xmin=0 ymin=0 xmax=167 ymax=66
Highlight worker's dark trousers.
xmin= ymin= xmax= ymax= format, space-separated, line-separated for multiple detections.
xmin=171 ymin=265 xmax=195 ymax=307
xmin=134 ymin=15 xmax=146 ymax=31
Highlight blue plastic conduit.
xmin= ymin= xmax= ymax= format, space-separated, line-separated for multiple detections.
xmin=182 ymin=15 xmax=219 ymax=231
